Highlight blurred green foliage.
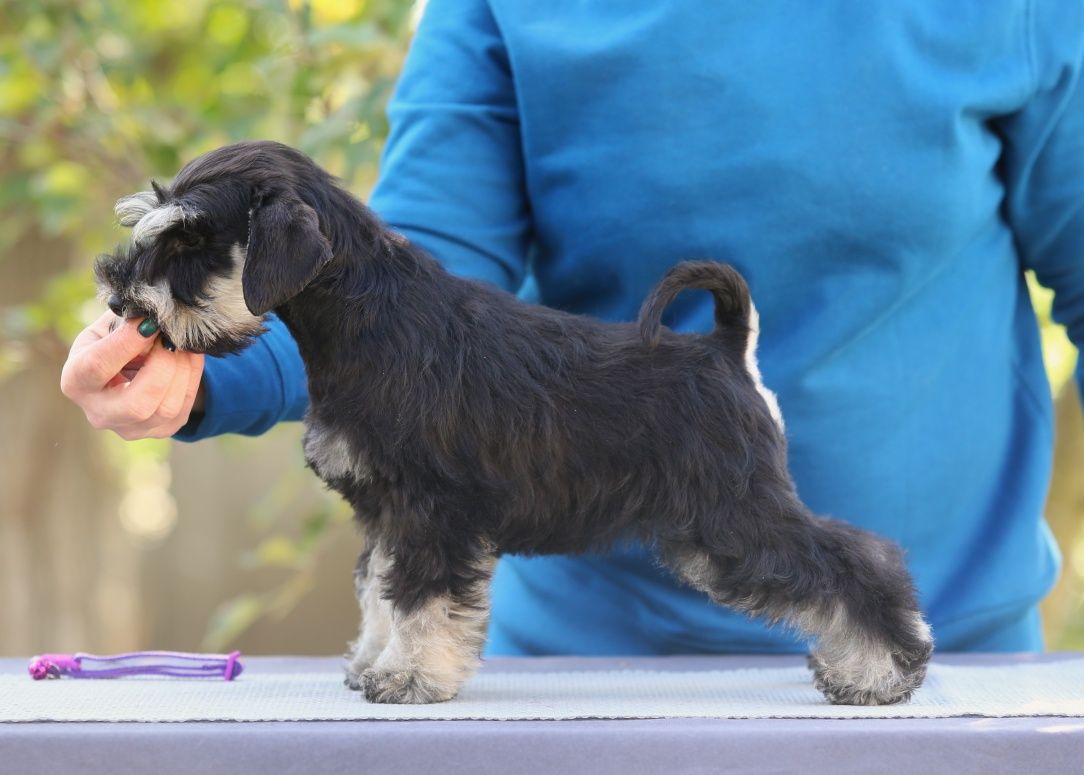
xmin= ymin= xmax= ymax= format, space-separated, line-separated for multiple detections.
xmin=1 ymin=0 xmax=414 ymax=647
xmin=1029 ymin=273 xmax=1079 ymax=397
xmin=2 ymin=0 xmax=412 ymax=342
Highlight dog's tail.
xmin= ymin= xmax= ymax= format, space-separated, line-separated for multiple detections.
xmin=638 ymin=261 xmax=752 ymax=357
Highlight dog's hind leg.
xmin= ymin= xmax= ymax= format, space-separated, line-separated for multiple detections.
xmin=794 ymin=522 xmax=934 ymax=706
xmin=344 ymin=542 xmax=393 ymax=690
xmin=360 ymin=550 xmax=497 ymax=704
xmin=662 ymin=511 xmax=933 ymax=705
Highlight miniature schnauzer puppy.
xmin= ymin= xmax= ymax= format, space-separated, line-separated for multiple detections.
xmin=95 ymin=141 xmax=933 ymax=706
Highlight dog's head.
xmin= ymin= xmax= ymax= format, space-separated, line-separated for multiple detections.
xmin=94 ymin=141 xmax=334 ymax=354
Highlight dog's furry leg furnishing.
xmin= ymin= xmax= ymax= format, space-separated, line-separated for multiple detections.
xmin=358 ymin=551 xmax=496 ymax=703
xmin=663 ymin=519 xmax=932 ymax=705
xmin=344 ymin=542 xmax=393 ymax=690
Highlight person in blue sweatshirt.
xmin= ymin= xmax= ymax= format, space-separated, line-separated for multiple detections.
xmin=63 ymin=2 xmax=1084 ymax=654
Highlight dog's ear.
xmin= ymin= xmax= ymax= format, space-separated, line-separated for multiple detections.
xmin=242 ymin=193 xmax=333 ymax=316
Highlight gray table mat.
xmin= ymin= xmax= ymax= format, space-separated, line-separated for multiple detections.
xmin=5 ymin=656 xmax=1084 ymax=722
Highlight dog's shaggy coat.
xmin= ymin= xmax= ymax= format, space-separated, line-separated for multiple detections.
xmin=96 ymin=141 xmax=933 ymax=705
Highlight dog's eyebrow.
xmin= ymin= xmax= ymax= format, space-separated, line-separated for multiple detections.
xmin=129 ymin=202 xmax=200 ymax=246
xmin=114 ymin=191 xmax=158 ymax=227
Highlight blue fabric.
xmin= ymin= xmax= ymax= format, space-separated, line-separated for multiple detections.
xmin=173 ymin=314 xmax=309 ymax=441
xmin=179 ymin=1 xmax=1084 ymax=654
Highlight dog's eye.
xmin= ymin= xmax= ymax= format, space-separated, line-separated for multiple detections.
xmin=177 ymin=231 xmax=203 ymax=248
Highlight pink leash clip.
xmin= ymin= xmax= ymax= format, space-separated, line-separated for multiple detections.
xmin=28 ymin=650 xmax=243 ymax=681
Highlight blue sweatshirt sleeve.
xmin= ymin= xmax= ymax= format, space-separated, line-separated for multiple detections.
xmin=996 ymin=2 xmax=1084 ymax=396
xmin=368 ymin=0 xmax=531 ymax=290
xmin=173 ymin=314 xmax=309 ymax=441
xmin=176 ymin=0 xmax=528 ymax=442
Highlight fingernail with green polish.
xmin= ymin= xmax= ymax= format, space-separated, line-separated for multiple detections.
xmin=138 ymin=318 xmax=159 ymax=337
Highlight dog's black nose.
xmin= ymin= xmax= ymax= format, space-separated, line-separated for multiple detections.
xmin=107 ymin=295 xmax=124 ymax=317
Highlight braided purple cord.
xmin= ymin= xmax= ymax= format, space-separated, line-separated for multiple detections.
xmin=29 ymin=651 xmax=244 ymax=680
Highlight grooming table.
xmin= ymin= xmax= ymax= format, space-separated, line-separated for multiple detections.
xmin=2 ymin=654 xmax=1082 ymax=774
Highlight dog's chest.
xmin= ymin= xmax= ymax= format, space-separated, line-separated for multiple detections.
xmin=302 ymin=419 xmax=371 ymax=488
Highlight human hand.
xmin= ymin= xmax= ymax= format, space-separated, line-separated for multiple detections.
xmin=60 ymin=311 xmax=206 ymax=440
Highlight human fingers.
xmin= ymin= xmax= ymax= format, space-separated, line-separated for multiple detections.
xmin=113 ymin=337 xmax=179 ymax=422
xmin=84 ymin=337 xmax=178 ymax=432
xmin=61 ymin=318 xmax=159 ymax=397
xmin=114 ymin=354 xmax=187 ymax=439
xmin=156 ymin=352 xmax=191 ymax=421
xmin=138 ymin=353 xmax=205 ymax=438
xmin=66 ymin=311 xmax=118 ymax=355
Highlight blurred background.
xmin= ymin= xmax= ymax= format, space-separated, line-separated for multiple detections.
xmin=1 ymin=0 xmax=1083 ymax=657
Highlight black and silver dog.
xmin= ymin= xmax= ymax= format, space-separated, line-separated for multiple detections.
xmin=95 ymin=141 xmax=933 ymax=705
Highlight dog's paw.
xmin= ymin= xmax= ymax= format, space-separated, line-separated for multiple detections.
xmin=343 ymin=648 xmax=378 ymax=691
xmin=813 ymin=659 xmax=922 ymax=706
xmin=810 ymin=634 xmax=932 ymax=706
xmin=344 ymin=668 xmax=365 ymax=691
xmin=360 ymin=667 xmax=457 ymax=704
xmin=809 ymin=608 xmax=933 ymax=706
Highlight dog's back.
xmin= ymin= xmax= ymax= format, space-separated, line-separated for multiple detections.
xmin=415 ymin=261 xmax=784 ymax=555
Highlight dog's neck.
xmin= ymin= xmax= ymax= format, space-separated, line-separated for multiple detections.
xmin=319 ymin=186 xmax=392 ymax=263
xmin=272 ymin=190 xmax=453 ymax=405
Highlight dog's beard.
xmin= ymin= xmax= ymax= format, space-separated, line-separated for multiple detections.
xmin=163 ymin=266 xmax=265 ymax=355
xmin=97 ymin=244 xmax=265 ymax=355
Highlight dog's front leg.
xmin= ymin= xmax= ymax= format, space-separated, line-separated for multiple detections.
xmin=361 ymin=553 xmax=496 ymax=704
xmin=344 ymin=542 xmax=393 ymax=690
